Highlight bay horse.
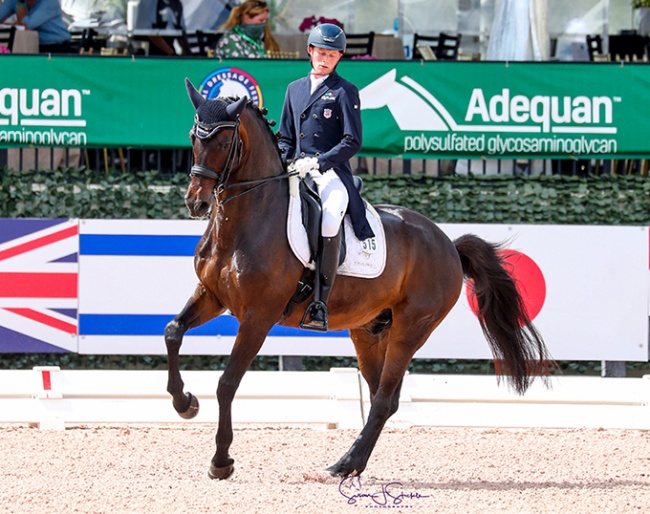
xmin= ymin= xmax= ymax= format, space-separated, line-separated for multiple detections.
xmin=165 ymin=79 xmax=553 ymax=480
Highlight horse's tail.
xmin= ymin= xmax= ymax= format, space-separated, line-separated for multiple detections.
xmin=454 ymin=234 xmax=554 ymax=395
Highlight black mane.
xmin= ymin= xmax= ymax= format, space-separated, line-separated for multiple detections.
xmin=223 ymin=97 xmax=284 ymax=169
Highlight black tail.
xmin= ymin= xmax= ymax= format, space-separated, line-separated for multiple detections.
xmin=454 ymin=234 xmax=555 ymax=394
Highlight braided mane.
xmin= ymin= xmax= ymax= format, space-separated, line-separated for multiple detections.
xmin=222 ymin=97 xmax=285 ymax=167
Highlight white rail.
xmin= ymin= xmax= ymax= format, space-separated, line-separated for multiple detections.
xmin=1 ymin=367 xmax=649 ymax=431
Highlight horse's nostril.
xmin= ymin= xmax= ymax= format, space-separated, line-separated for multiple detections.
xmin=186 ymin=198 xmax=210 ymax=218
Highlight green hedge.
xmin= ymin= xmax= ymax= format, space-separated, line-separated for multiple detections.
xmin=2 ymin=167 xmax=648 ymax=224
xmin=1 ymin=167 xmax=648 ymax=373
xmin=0 ymin=168 xmax=188 ymax=219
xmin=359 ymin=174 xmax=650 ymax=225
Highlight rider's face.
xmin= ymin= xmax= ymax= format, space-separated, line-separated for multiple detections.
xmin=308 ymin=46 xmax=343 ymax=77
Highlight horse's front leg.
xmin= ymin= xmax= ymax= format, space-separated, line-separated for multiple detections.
xmin=165 ymin=284 xmax=224 ymax=418
xmin=209 ymin=317 xmax=274 ymax=480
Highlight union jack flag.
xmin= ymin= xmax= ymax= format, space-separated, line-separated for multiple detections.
xmin=0 ymin=219 xmax=78 ymax=353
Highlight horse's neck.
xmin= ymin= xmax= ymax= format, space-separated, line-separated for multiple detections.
xmin=208 ymin=115 xmax=288 ymax=245
xmin=209 ymin=174 xmax=288 ymax=245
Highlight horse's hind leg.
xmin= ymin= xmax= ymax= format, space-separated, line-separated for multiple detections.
xmin=327 ymin=324 xmax=432 ymax=478
xmin=165 ymin=285 xmax=224 ymax=418
xmin=349 ymin=327 xmax=401 ymax=408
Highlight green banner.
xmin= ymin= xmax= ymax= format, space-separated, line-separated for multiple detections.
xmin=1 ymin=55 xmax=650 ymax=159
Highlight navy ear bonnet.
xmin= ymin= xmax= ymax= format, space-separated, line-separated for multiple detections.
xmin=196 ymin=100 xmax=230 ymax=126
xmin=194 ymin=100 xmax=234 ymax=139
xmin=185 ymin=78 xmax=247 ymax=139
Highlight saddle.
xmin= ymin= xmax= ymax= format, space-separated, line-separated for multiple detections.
xmin=284 ymin=175 xmax=364 ymax=317
xmin=299 ymin=173 xmax=351 ymax=265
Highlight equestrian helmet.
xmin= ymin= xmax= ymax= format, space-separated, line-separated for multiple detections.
xmin=308 ymin=23 xmax=346 ymax=52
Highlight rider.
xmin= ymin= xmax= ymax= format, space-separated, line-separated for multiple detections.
xmin=278 ymin=23 xmax=375 ymax=331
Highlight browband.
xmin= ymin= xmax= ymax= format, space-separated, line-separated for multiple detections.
xmin=192 ymin=117 xmax=238 ymax=140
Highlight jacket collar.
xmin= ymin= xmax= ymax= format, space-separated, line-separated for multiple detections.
xmin=303 ymin=71 xmax=339 ymax=107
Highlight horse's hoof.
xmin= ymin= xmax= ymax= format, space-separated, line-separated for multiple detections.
xmin=208 ymin=463 xmax=235 ymax=480
xmin=326 ymin=464 xmax=350 ymax=477
xmin=175 ymin=392 xmax=199 ymax=419
xmin=326 ymin=460 xmax=363 ymax=477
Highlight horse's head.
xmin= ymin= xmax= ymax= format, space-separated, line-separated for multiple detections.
xmin=184 ymin=78 xmax=247 ymax=218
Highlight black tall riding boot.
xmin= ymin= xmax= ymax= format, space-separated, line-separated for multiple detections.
xmin=300 ymin=230 xmax=342 ymax=331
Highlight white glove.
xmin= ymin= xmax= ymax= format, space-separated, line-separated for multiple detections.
xmin=289 ymin=157 xmax=319 ymax=178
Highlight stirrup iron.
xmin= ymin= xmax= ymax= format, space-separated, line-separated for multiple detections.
xmin=300 ymin=300 xmax=328 ymax=331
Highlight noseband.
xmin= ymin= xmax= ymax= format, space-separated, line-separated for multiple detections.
xmin=189 ymin=114 xmax=297 ymax=206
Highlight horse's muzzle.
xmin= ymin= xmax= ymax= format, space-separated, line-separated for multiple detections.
xmin=185 ymin=196 xmax=211 ymax=218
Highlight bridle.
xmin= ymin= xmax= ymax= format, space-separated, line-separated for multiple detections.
xmin=189 ymin=114 xmax=297 ymax=207
xmin=190 ymin=115 xmax=242 ymax=192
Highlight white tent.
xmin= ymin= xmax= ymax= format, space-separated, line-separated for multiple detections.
xmin=485 ymin=0 xmax=549 ymax=61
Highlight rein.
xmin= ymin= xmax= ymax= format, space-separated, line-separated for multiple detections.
xmin=189 ymin=116 xmax=297 ymax=206
xmin=218 ymin=172 xmax=298 ymax=206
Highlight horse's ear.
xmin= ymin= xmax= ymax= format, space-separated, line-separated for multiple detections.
xmin=226 ymin=96 xmax=247 ymax=120
xmin=185 ymin=78 xmax=205 ymax=110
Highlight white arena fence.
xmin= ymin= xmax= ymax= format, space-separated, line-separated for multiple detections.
xmin=1 ymin=367 xmax=650 ymax=431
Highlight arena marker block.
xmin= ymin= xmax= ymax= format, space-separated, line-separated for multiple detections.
xmin=31 ymin=366 xmax=65 ymax=430
xmin=36 ymin=415 xmax=65 ymax=431
xmin=33 ymin=366 xmax=62 ymax=399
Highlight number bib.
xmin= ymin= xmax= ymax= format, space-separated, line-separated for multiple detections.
xmin=360 ymin=237 xmax=378 ymax=254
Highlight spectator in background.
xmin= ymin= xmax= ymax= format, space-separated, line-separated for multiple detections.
xmin=215 ymin=0 xmax=279 ymax=58
xmin=0 ymin=0 xmax=73 ymax=53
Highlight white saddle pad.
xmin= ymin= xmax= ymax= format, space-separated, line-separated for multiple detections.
xmin=286 ymin=182 xmax=386 ymax=279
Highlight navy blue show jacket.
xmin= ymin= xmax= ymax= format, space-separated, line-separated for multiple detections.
xmin=278 ymin=71 xmax=374 ymax=241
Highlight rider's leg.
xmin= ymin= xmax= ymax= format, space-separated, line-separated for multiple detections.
xmin=301 ymin=170 xmax=348 ymax=331
xmin=319 ymin=175 xmax=348 ymax=239
xmin=303 ymin=228 xmax=342 ymax=330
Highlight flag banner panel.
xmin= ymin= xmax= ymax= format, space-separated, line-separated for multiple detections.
xmin=0 ymin=219 xmax=79 ymax=353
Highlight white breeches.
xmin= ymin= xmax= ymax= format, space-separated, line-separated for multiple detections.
xmin=308 ymin=168 xmax=349 ymax=237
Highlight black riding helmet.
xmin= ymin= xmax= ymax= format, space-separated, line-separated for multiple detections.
xmin=307 ymin=23 xmax=347 ymax=52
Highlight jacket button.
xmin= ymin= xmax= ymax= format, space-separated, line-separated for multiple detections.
xmin=300 ymin=152 xmax=306 ymax=157
xmin=300 ymin=113 xmax=306 ymax=119
xmin=300 ymin=133 xmax=305 ymax=138
xmin=312 ymin=114 xmax=318 ymax=119
xmin=315 ymin=152 xmax=321 ymax=156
